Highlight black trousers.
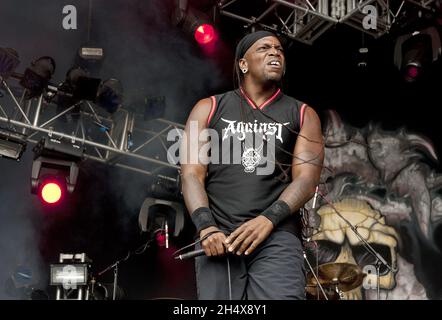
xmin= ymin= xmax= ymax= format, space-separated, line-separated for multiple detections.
xmin=195 ymin=230 xmax=306 ymax=300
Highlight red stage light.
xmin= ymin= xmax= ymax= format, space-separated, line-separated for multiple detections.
xmin=40 ymin=181 xmax=63 ymax=204
xmin=404 ymin=65 xmax=420 ymax=82
xmin=156 ymin=231 xmax=166 ymax=247
xmin=194 ymin=24 xmax=216 ymax=45
xmin=407 ymin=66 xmax=419 ymax=78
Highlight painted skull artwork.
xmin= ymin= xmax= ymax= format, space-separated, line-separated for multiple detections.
xmin=304 ymin=110 xmax=442 ymax=300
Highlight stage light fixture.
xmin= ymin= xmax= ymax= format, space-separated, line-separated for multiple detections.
xmin=54 ymin=67 xmax=90 ymax=112
xmin=0 ymin=127 xmax=27 ymax=160
xmin=402 ymin=33 xmax=432 ymax=82
xmin=75 ymin=43 xmax=104 ymax=76
xmin=155 ymin=230 xmax=167 ymax=247
xmin=31 ymin=137 xmax=84 ymax=198
xmin=4 ymin=265 xmax=48 ymax=299
xmin=194 ymin=23 xmax=216 ymax=45
xmin=79 ymin=46 xmax=104 ymax=61
xmin=66 ymin=67 xmax=90 ymax=88
xmin=89 ymin=282 xmax=124 ymax=300
xmin=138 ymin=197 xmax=185 ymax=246
xmin=20 ymin=56 xmax=55 ymax=97
xmin=357 ymin=47 xmax=369 ymax=68
xmin=50 ymin=264 xmax=88 ymax=286
xmin=40 ymin=180 xmax=64 ymax=204
xmin=50 ymin=253 xmax=91 ymax=300
xmin=9 ymin=266 xmax=33 ymax=290
xmin=0 ymin=48 xmax=20 ymax=79
xmin=126 ymin=94 xmax=166 ymax=121
xmin=54 ymin=70 xmax=123 ymax=114
xmin=95 ymin=78 xmax=123 ymax=114
xmin=394 ymin=27 xmax=441 ymax=82
xmin=172 ymin=0 xmax=217 ymax=46
xmin=143 ymin=96 xmax=166 ymax=120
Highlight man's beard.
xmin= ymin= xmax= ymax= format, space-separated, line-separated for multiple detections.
xmin=263 ymin=72 xmax=283 ymax=82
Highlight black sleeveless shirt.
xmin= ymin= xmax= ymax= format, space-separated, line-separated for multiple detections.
xmin=205 ymin=88 xmax=306 ymax=237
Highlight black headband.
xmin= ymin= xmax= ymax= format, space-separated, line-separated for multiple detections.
xmin=235 ymin=30 xmax=278 ymax=60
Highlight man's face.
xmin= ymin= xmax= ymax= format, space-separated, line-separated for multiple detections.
xmin=240 ymin=36 xmax=285 ymax=83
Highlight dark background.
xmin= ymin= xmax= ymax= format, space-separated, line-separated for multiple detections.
xmin=0 ymin=0 xmax=441 ymax=299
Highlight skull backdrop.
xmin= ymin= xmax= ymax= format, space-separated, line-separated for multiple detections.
xmin=304 ymin=110 xmax=442 ymax=300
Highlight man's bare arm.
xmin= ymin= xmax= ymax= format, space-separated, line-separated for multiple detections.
xmin=181 ymin=98 xmax=227 ymax=256
xmin=279 ymin=106 xmax=324 ymax=211
xmin=180 ymin=98 xmax=211 ymax=213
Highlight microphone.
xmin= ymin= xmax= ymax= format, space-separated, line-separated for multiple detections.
xmin=312 ymin=185 xmax=319 ymax=209
xmin=165 ymin=221 xmax=169 ymax=249
xmin=175 ymin=249 xmax=205 ymax=260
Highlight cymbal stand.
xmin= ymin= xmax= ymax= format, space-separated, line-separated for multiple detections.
xmin=317 ymin=191 xmax=394 ymax=300
xmin=303 ymin=250 xmax=329 ymax=300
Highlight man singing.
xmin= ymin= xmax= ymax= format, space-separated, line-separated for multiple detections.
xmin=181 ymin=30 xmax=324 ymax=299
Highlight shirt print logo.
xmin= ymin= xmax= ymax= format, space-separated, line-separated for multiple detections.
xmin=220 ymin=118 xmax=287 ymax=173
xmin=220 ymin=118 xmax=289 ymax=143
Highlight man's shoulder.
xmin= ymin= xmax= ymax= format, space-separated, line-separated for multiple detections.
xmin=211 ymin=89 xmax=238 ymax=100
xmin=279 ymin=92 xmax=305 ymax=108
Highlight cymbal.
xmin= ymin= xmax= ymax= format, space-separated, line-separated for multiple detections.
xmin=306 ymin=262 xmax=366 ymax=293
xmin=305 ymin=285 xmax=341 ymax=300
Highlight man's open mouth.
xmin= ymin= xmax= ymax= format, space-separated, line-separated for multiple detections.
xmin=267 ymin=60 xmax=282 ymax=68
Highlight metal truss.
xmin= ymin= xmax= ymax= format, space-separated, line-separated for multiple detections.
xmin=216 ymin=0 xmax=438 ymax=44
xmin=0 ymin=77 xmax=183 ymax=180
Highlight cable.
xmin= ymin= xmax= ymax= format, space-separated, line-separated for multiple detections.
xmin=172 ymin=230 xmax=226 ymax=257
xmin=316 ymin=190 xmax=393 ymax=274
xmin=229 ymin=66 xmax=372 ymax=175
xmin=87 ymin=0 xmax=93 ymax=42
xmin=316 ymin=240 xmax=319 ymax=299
xmin=301 ymin=207 xmax=324 ymax=300
xmin=252 ymin=98 xmax=331 ymax=174
xmin=227 ymin=256 xmax=232 ymax=300
xmin=253 ymin=98 xmax=323 ymax=145
xmin=303 ymin=248 xmax=329 ymax=300
xmin=97 ymin=236 xmax=157 ymax=277
xmin=255 ymin=136 xmax=329 ymax=171
xmin=134 ymin=238 xmax=153 ymax=255
xmin=227 ymin=73 xmax=330 ymax=174
xmin=236 ymin=92 xmax=328 ymax=178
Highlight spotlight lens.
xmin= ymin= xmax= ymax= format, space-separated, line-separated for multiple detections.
xmin=156 ymin=232 xmax=166 ymax=247
xmin=41 ymin=182 xmax=62 ymax=204
xmin=406 ymin=65 xmax=419 ymax=78
xmin=404 ymin=65 xmax=421 ymax=82
xmin=194 ymin=24 xmax=216 ymax=45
